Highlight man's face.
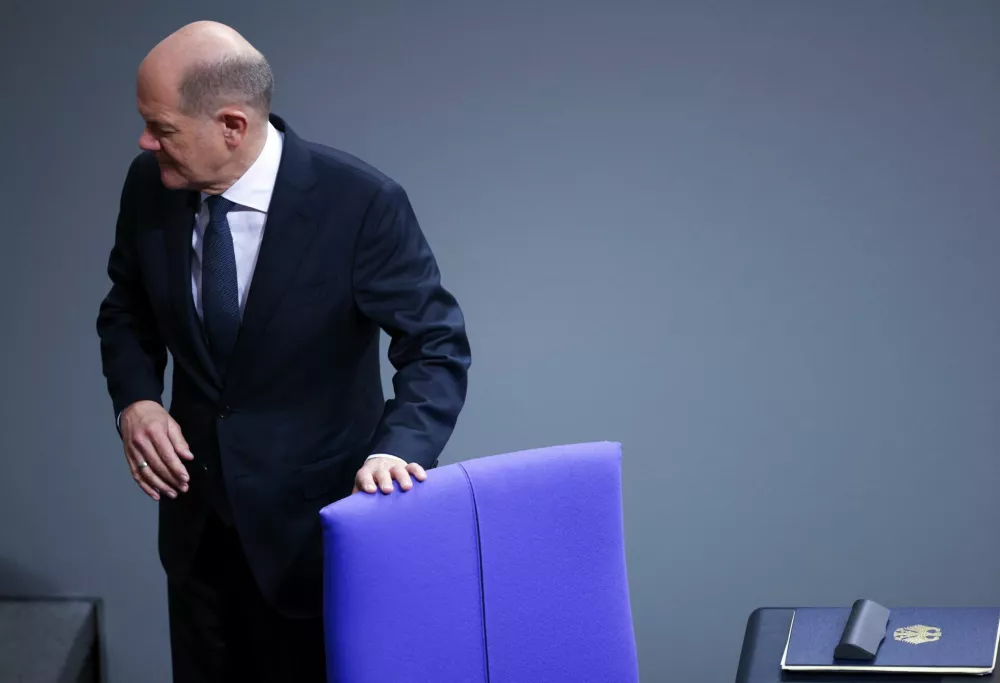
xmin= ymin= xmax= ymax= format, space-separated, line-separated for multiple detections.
xmin=136 ymin=72 xmax=229 ymax=191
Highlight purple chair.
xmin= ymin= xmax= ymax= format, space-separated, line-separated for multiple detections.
xmin=319 ymin=441 xmax=640 ymax=683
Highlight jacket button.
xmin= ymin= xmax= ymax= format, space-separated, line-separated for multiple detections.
xmin=218 ymin=405 xmax=231 ymax=419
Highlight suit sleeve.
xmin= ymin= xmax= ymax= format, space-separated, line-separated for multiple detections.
xmin=352 ymin=179 xmax=471 ymax=468
xmin=96 ymin=155 xmax=168 ymax=425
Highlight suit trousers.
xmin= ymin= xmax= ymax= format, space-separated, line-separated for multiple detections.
xmin=166 ymin=508 xmax=326 ymax=683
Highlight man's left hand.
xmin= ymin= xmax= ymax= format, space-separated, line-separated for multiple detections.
xmin=353 ymin=456 xmax=428 ymax=494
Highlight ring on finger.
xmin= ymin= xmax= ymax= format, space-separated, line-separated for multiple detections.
xmin=138 ymin=461 xmax=149 ymax=469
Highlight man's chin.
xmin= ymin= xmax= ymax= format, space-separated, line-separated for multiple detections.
xmin=158 ymin=165 xmax=189 ymax=190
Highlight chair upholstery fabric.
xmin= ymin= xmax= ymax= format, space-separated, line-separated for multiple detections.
xmin=319 ymin=441 xmax=639 ymax=683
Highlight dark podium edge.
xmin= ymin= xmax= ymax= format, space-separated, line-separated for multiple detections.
xmin=732 ymin=606 xmax=1000 ymax=683
xmin=0 ymin=593 xmax=107 ymax=683
xmin=735 ymin=607 xmax=777 ymax=681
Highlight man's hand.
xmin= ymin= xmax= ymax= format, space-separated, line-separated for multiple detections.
xmin=353 ymin=456 xmax=428 ymax=494
xmin=120 ymin=400 xmax=193 ymax=501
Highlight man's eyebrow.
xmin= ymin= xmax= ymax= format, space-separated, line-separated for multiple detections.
xmin=145 ymin=118 xmax=176 ymax=131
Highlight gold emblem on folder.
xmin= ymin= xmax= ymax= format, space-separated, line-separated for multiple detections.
xmin=893 ymin=624 xmax=942 ymax=645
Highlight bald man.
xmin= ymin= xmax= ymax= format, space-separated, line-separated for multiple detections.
xmin=96 ymin=21 xmax=470 ymax=682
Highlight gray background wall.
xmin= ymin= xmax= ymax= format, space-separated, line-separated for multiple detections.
xmin=2 ymin=1 xmax=998 ymax=681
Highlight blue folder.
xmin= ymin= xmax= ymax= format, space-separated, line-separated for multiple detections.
xmin=781 ymin=607 xmax=1000 ymax=675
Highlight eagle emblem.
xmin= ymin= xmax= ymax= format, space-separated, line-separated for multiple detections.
xmin=893 ymin=624 xmax=942 ymax=644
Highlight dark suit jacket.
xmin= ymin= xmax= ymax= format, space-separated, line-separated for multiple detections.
xmin=96 ymin=114 xmax=471 ymax=617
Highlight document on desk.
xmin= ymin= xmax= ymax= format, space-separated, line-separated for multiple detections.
xmin=781 ymin=607 xmax=1000 ymax=675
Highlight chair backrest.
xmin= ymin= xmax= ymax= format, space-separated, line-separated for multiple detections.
xmin=319 ymin=441 xmax=639 ymax=683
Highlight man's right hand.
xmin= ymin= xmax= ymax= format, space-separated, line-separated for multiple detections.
xmin=120 ymin=400 xmax=193 ymax=501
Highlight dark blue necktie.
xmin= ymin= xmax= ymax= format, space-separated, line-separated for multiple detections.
xmin=202 ymin=195 xmax=240 ymax=377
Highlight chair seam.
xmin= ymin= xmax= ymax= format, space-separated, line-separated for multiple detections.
xmin=459 ymin=462 xmax=491 ymax=683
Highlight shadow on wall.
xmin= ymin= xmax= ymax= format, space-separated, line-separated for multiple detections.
xmin=0 ymin=557 xmax=60 ymax=597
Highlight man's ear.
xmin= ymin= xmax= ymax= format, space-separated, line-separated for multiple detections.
xmin=219 ymin=109 xmax=250 ymax=147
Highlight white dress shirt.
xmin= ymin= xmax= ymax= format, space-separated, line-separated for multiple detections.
xmin=191 ymin=121 xmax=283 ymax=322
xmin=126 ymin=121 xmax=402 ymax=466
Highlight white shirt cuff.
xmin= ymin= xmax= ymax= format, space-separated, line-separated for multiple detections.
xmin=365 ymin=453 xmax=407 ymax=465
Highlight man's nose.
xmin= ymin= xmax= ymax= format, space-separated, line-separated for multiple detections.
xmin=138 ymin=129 xmax=160 ymax=151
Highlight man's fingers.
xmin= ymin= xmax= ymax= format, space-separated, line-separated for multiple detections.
xmin=119 ymin=402 xmax=189 ymax=501
xmin=135 ymin=472 xmax=161 ymax=499
xmin=126 ymin=454 xmax=160 ymax=500
xmin=406 ymin=462 xmax=427 ymax=482
xmin=355 ymin=459 xmax=428 ymax=495
xmin=392 ymin=464 xmax=414 ymax=491
xmin=356 ymin=468 xmax=377 ymax=494
xmin=374 ymin=467 xmax=394 ymax=494
xmin=167 ymin=420 xmax=194 ymax=461
xmin=132 ymin=451 xmax=170 ymax=498
xmin=150 ymin=428 xmax=189 ymax=491
xmin=131 ymin=441 xmax=177 ymax=498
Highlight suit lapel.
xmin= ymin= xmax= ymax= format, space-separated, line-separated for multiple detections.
xmin=222 ymin=116 xmax=319 ymax=397
xmin=164 ymin=189 xmax=222 ymax=389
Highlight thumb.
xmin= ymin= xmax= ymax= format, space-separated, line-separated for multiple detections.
xmin=167 ymin=420 xmax=194 ymax=460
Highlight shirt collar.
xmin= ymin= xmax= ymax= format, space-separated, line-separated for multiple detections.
xmin=203 ymin=120 xmax=284 ymax=213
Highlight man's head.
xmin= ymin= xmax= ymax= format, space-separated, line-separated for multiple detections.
xmin=137 ymin=21 xmax=273 ymax=192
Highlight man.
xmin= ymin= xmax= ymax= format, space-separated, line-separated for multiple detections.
xmin=95 ymin=20 xmax=471 ymax=682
